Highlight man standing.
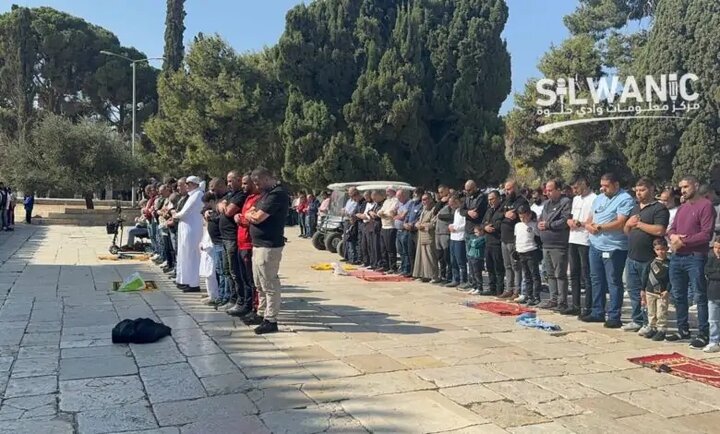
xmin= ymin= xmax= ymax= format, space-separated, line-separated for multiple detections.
xmin=581 ymin=173 xmax=635 ymax=328
xmin=666 ymin=176 xmax=716 ymax=346
xmin=23 ymin=192 xmax=34 ymax=224
xmin=377 ymin=186 xmax=400 ymax=273
xmin=342 ymin=187 xmax=360 ymax=263
xmin=169 ymin=178 xmax=188 ymax=280
xmin=172 ymin=176 xmax=204 ymax=293
xmin=404 ymin=188 xmax=424 ymax=278
xmin=623 ymin=177 xmax=669 ymax=333
xmin=482 ymin=191 xmax=505 ymax=295
xmin=219 ymin=171 xmax=247 ymax=313
xmin=567 ymin=177 xmax=596 ymax=317
xmin=538 ymin=179 xmax=572 ymax=310
xmin=234 ymin=174 xmax=262 ymax=320
xmin=433 ymin=185 xmax=452 ymax=284
xmin=459 ymin=180 xmax=488 ymax=290
xmin=356 ymin=191 xmax=374 ymax=267
xmin=394 ymin=190 xmax=411 ymax=276
xmin=245 ymin=167 xmax=290 ymax=335
xmin=498 ymin=179 xmax=528 ymax=298
xmin=0 ymin=183 xmax=7 ymax=231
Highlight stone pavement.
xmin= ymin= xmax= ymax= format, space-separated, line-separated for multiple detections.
xmin=1 ymin=224 xmax=720 ymax=433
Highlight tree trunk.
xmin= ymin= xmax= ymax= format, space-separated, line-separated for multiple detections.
xmin=84 ymin=193 xmax=94 ymax=209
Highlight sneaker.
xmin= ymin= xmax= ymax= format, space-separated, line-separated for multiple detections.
xmin=537 ymin=300 xmax=558 ymax=309
xmin=604 ymin=320 xmax=622 ymax=329
xmin=665 ymin=330 xmax=691 ymax=342
xmin=637 ymin=325 xmax=651 ymax=336
xmin=182 ymin=286 xmax=201 ymax=293
xmin=497 ymin=291 xmax=514 ymax=299
xmin=703 ymin=343 xmax=720 ymax=353
xmin=254 ymin=320 xmax=279 ymax=335
xmin=430 ymin=278 xmax=444 ymax=284
xmin=559 ymin=306 xmax=580 ymax=316
xmin=202 ymin=298 xmax=218 ymax=306
xmin=652 ymin=330 xmax=666 ymax=341
xmin=689 ymin=335 xmax=709 ymax=349
xmin=445 ymin=282 xmax=460 ymax=288
xmin=242 ymin=312 xmax=264 ymax=326
xmin=527 ymin=298 xmax=540 ymax=306
xmin=644 ymin=328 xmax=658 ymax=339
xmin=621 ymin=322 xmax=642 ymax=332
xmin=460 ymin=283 xmax=473 ymax=290
xmin=514 ymin=295 xmax=527 ymax=303
xmin=480 ymin=290 xmax=494 ymax=296
xmin=227 ymin=305 xmax=252 ymax=318
xmin=469 ymin=289 xmax=481 ymax=295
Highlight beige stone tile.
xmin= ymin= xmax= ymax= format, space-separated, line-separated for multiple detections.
xmin=301 ymin=371 xmax=435 ymax=403
xmin=432 ymin=424 xmax=508 ymax=434
xmin=438 ymin=384 xmax=505 ymax=406
xmin=527 ymin=377 xmax=602 ymax=400
xmin=615 ymin=388 xmax=715 ymax=418
xmin=413 ymin=365 xmax=508 ymax=388
xmin=616 ymin=414 xmax=699 ymax=434
xmin=342 ymin=354 xmax=408 ymax=374
xmin=379 ymin=346 xmax=430 ymax=359
xmin=341 ymin=391 xmax=488 ymax=433
xmin=615 ymin=367 xmax=686 ymax=388
xmin=528 ymin=399 xmax=587 ymax=419
xmin=573 ymin=396 xmax=647 ymax=418
xmin=485 ymin=381 xmax=560 ymax=404
xmin=283 ymin=345 xmax=337 ymax=363
xmin=442 ymin=346 xmax=534 ymax=366
xmin=659 ymin=382 xmax=720 ymax=410
xmin=247 ymin=385 xmax=316 ymax=413
xmin=486 ymin=358 xmax=608 ymax=381
xmin=301 ymin=360 xmax=362 ymax=380
xmin=508 ymin=422 xmax=576 ymax=434
xmin=556 ymin=414 xmax=629 ymax=434
xmin=670 ymin=411 xmax=720 ymax=434
xmin=316 ymin=339 xmax=377 ymax=357
xmin=395 ymin=356 xmax=447 ymax=369
xmin=568 ymin=372 xmax=649 ymax=394
xmin=469 ymin=401 xmax=548 ymax=428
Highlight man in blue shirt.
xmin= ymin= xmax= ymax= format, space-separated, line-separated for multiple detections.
xmin=394 ymin=190 xmax=412 ymax=275
xmin=342 ymin=187 xmax=359 ymax=263
xmin=404 ymin=188 xmax=425 ymax=277
xmin=580 ymin=173 xmax=635 ymax=328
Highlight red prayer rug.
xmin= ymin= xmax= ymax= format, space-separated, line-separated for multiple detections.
xmin=347 ymin=270 xmax=414 ymax=282
xmin=628 ymin=352 xmax=720 ymax=388
xmin=466 ymin=301 xmax=535 ymax=316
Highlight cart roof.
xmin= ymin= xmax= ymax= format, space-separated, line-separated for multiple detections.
xmin=326 ymin=181 xmax=412 ymax=191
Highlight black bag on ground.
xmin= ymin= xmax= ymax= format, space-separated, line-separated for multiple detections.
xmin=112 ymin=318 xmax=172 ymax=344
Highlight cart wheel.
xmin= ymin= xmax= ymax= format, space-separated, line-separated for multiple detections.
xmin=109 ymin=245 xmax=119 ymax=255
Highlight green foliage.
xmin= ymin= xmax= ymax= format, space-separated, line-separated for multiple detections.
xmin=163 ymin=0 xmax=185 ymax=74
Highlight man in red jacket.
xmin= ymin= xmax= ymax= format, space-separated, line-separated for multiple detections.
xmin=231 ymin=173 xmax=261 ymax=319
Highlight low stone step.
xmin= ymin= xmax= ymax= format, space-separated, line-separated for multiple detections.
xmin=35 ymin=218 xmax=106 ymax=226
xmin=64 ymin=208 xmax=118 ymax=215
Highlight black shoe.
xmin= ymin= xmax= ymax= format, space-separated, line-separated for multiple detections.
xmin=164 ymin=267 xmax=175 ymax=274
xmin=644 ymin=328 xmax=657 ymax=339
xmin=578 ymin=309 xmax=590 ymax=318
xmin=665 ymin=330 xmax=691 ymax=342
xmin=560 ymin=306 xmax=580 ymax=316
xmin=254 ymin=320 xmax=278 ymax=335
xmin=553 ymin=304 xmax=569 ymax=312
xmin=227 ymin=305 xmax=252 ymax=318
xmin=689 ymin=335 xmax=709 ymax=349
xmin=176 ymin=283 xmax=189 ymax=289
xmin=604 ymin=320 xmax=622 ymax=329
xmin=527 ymin=298 xmax=540 ymax=306
xmin=444 ymin=282 xmax=460 ymax=288
xmin=421 ymin=278 xmax=431 ymax=283
xmin=182 ymin=286 xmax=200 ymax=293
xmin=431 ymin=278 xmax=443 ymax=284
xmin=242 ymin=313 xmax=264 ymax=325
xmin=652 ymin=330 xmax=666 ymax=341
xmin=480 ymin=290 xmax=494 ymax=296
xmin=580 ymin=314 xmax=605 ymax=323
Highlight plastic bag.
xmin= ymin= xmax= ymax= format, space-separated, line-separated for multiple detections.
xmin=117 ymin=272 xmax=146 ymax=292
xmin=332 ymin=262 xmax=349 ymax=276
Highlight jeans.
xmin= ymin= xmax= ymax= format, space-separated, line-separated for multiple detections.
xmin=709 ymin=300 xmax=720 ymax=344
xmin=162 ymin=232 xmax=175 ymax=268
xmin=468 ymin=257 xmax=484 ymax=289
xmin=381 ymin=228 xmax=398 ymax=271
xmin=127 ymin=226 xmax=148 ymax=246
xmin=222 ymin=239 xmax=245 ymax=301
xmin=670 ymin=253 xmax=709 ymax=336
xmin=589 ymin=246 xmax=627 ymax=321
xmin=519 ymin=250 xmax=542 ymax=300
xmin=569 ymin=243 xmax=592 ymax=310
xmin=449 ymin=240 xmax=467 ymax=283
xmin=397 ymin=230 xmax=411 ymax=275
xmin=306 ymin=213 xmax=317 ymax=236
xmin=544 ymin=248 xmax=569 ymax=306
xmin=148 ymin=222 xmax=158 ymax=253
xmin=436 ymin=235 xmax=450 ymax=281
xmin=625 ymin=258 xmax=650 ymax=325
xmin=213 ymin=244 xmax=230 ymax=300
xmin=501 ymin=242 xmax=522 ymax=293
xmin=298 ymin=212 xmax=306 ymax=236
xmin=486 ymin=244 xmax=505 ymax=294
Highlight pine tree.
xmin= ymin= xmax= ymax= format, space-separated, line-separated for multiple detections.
xmin=163 ymin=0 xmax=185 ymax=74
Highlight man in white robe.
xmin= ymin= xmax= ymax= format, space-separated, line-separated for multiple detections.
xmin=172 ymin=176 xmax=204 ymax=292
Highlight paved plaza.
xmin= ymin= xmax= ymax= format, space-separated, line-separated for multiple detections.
xmin=1 ymin=225 xmax=720 ymax=433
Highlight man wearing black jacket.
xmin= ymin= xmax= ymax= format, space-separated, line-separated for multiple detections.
xmin=483 ymin=191 xmax=505 ymax=295
xmin=220 ymin=171 xmax=249 ymax=317
xmin=499 ymin=180 xmax=529 ymax=298
xmin=459 ymin=180 xmax=488 ymax=289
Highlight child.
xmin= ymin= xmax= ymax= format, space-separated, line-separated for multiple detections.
xmin=199 ymin=192 xmax=221 ymax=306
xmin=704 ymin=236 xmax=720 ymax=352
xmin=641 ymin=238 xmax=670 ymax=341
xmin=467 ymin=225 xmax=486 ymax=295
xmin=514 ymin=205 xmax=541 ymax=305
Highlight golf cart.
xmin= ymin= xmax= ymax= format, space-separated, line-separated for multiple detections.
xmin=311 ymin=181 xmax=413 ymax=256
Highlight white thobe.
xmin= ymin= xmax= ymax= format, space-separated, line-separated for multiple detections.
xmin=174 ymin=188 xmax=203 ymax=287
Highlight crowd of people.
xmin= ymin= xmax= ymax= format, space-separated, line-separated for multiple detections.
xmin=129 ymin=168 xmax=289 ymax=335
xmin=0 ymin=182 xmax=35 ymax=230
xmin=315 ymin=174 xmax=720 ymax=353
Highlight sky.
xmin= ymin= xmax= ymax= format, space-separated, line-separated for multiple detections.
xmin=2 ymin=0 xmax=579 ymax=114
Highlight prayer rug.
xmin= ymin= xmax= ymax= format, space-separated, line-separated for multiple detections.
xmin=112 ymin=280 xmax=158 ymax=292
xmin=466 ymin=301 xmax=535 ymax=317
xmin=628 ymin=352 xmax=720 ymax=388
xmin=348 ymin=270 xmax=413 ymax=282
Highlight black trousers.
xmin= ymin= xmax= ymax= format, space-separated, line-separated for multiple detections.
xmin=369 ymin=231 xmax=383 ymax=268
xmin=568 ymin=243 xmax=592 ymax=310
xmin=25 ymin=209 xmax=32 ymax=224
xmin=485 ymin=244 xmax=505 ymax=294
xmin=239 ymin=249 xmax=255 ymax=310
xmin=222 ymin=239 xmax=244 ymax=301
xmin=380 ymin=228 xmax=398 ymax=271
xmin=519 ymin=250 xmax=542 ymax=300
xmin=162 ymin=233 xmax=175 ymax=268
xmin=408 ymin=231 xmax=417 ymax=275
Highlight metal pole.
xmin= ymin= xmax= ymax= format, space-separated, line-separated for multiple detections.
xmin=131 ymin=61 xmax=137 ymax=208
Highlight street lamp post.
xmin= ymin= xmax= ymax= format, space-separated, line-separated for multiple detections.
xmin=100 ymin=51 xmax=163 ymax=207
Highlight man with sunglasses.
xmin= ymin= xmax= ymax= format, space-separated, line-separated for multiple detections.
xmin=580 ymin=173 xmax=635 ymax=328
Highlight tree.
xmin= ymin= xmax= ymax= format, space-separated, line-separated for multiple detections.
xmin=163 ymin=0 xmax=185 ymax=74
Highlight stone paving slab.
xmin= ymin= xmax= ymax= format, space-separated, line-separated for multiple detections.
xmin=3 ymin=225 xmax=720 ymax=432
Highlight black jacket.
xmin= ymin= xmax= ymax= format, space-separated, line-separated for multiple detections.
xmin=499 ymin=194 xmax=529 ymax=243
xmin=482 ymin=203 xmax=504 ymax=246
xmin=706 ymin=254 xmax=720 ymax=300
xmin=459 ymin=191 xmax=488 ymax=235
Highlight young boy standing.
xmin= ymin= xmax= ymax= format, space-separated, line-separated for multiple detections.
xmin=467 ymin=225 xmax=486 ymax=295
xmin=704 ymin=236 xmax=720 ymax=353
xmin=515 ymin=205 xmax=542 ymax=305
xmin=641 ymin=238 xmax=670 ymax=341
